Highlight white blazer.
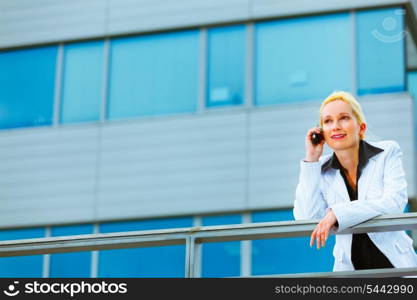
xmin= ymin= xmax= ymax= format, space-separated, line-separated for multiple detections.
xmin=293 ymin=140 xmax=417 ymax=271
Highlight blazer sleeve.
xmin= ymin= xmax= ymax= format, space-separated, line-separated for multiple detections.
xmin=330 ymin=141 xmax=407 ymax=232
xmin=293 ymin=159 xmax=328 ymax=220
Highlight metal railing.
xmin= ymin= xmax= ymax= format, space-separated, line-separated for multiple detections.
xmin=1 ymin=212 xmax=417 ymax=277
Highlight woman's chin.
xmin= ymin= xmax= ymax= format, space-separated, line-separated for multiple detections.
xmin=327 ymin=140 xmax=356 ymax=151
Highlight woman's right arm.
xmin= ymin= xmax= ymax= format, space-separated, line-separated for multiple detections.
xmin=293 ymin=127 xmax=328 ymax=220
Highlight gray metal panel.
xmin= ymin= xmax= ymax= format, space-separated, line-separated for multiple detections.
xmin=0 ymin=0 xmax=107 ymax=48
xmin=107 ymin=0 xmax=250 ymax=36
xmin=248 ymin=101 xmax=328 ymax=209
xmin=0 ymin=126 xmax=99 ymax=227
xmin=407 ymin=32 xmax=417 ymax=69
xmin=97 ymin=113 xmax=247 ymax=220
xmin=360 ymin=93 xmax=415 ymax=197
xmin=2 ymin=0 xmax=416 ymax=49
xmin=248 ymin=93 xmax=415 ymax=209
xmin=407 ymin=0 xmax=417 ymax=45
xmin=251 ymin=0 xmax=408 ymax=19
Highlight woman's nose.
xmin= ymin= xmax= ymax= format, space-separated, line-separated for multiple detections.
xmin=331 ymin=121 xmax=342 ymax=130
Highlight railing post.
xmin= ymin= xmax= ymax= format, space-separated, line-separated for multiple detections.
xmin=185 ymin=236 xmax=202 ymax=278
xmin=185 ymin=236 xmax=192 ymax=278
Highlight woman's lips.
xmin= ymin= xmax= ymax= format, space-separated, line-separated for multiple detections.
xmin=331 ymin=134 xmax=346 ymax=140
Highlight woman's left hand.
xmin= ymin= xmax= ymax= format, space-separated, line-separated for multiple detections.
xmin=310 ymin=209 xmax=338 ymax=249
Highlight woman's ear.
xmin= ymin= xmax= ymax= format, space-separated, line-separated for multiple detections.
xmin=360 ymin=122 xmax=366 ymax=139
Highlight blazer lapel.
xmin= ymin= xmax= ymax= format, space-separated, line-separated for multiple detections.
xmin=358 ymin=157 xmax=377 ymax=201
xmin=328 ymin=170 xmax=350 ymax=203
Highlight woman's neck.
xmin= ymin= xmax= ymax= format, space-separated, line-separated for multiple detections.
xmin=335 ymin=143 xmax=360 ymax=173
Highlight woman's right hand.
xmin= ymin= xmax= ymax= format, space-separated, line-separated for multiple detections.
xmin=304 ymin=126 xmax=325 ymax=162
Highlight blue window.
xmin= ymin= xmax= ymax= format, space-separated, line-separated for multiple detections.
xmin=408 ymin=72 xmax=417 ymax=167
xmin=251 ymin=210 xmax=334 ymax=275
xmin=98 ymin=217 xmax=193 ymax=277
xmin=255 ymin=13 xmax=353 ymax=105
xmin=0 ymin=46 xmax=57 ymax=129
xmin=0 ymin=228 xmax=45 ymax=277
xmin=108 ymin=31 xmax=199 ymax=120
xmin=356 ymin=7 xmax=405 ymax=95
xmin=60 ymin=41 xmax=104 ymax=124
xmin=207 ymin=25 xmax=246 ymax=108
xmin=201 ymin=214 xmax=241 ymax=277
xmin=49 ymin=224 xmax=93 ymax=277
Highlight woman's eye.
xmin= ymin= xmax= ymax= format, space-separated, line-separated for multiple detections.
xmin=324 ymin=119 xmax=330 ymax=123
xmin=341 ymin=116 xmax=349 ymax=120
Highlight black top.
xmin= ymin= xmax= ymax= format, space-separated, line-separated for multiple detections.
xmin=321 ymin=140 xmax=394 ymax=270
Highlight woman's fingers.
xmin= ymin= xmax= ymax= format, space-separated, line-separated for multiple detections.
xmin=310 ymin=228 xmax=322 ymax=249
xmin=310 ymin=229 xmax=316 ymax=247
xmin=321 ymin=232 xmax=326 ymax=248
xmin=310 ymin=229 xmax=315 ymax=247
xmin=319 ymin=226 xmax=330 ymax=249
xmin=310 ymin=224 xmax=330 ymax=250
xmin=324 ymin=230 xmax=329 ymax=244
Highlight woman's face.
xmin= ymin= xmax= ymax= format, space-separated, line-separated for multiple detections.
xmin=321 ymin=100 xmax=365 ymax=151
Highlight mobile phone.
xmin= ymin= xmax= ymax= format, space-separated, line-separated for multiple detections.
xmin=311 ymin=128 xmax=324 ymax=145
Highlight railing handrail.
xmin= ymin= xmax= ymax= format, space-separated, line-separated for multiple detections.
xmin=0 ymin=212 xmax=416 ymax=277
xmin=249 ymin=267 xmax=417 ymax=278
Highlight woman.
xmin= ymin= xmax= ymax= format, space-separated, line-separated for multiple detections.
xmin=293 ymin=91 xmax=417 ymax=272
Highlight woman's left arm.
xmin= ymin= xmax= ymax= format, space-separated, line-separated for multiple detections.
xmin=330 ymin=141 xmax=407 ymax=232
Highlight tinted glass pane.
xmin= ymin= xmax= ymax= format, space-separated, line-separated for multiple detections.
xmin=0 ymin=46 xmax=57 ymax=129
xmin=356 ymin=8 xmax=405 ymax=95
xmin=255 ymin=13 xmax=353 ymax=105
xmin=408 ymin=71 xmax=417 ymax=99
xmin=201 ymin=214 xmax=241 ymax=277
xmin=50 ymin=224 xmax=93 ymax=277
xmin=108 ymin=31 xmax=199 ymax=119
xmin=98 ymin=217 xmax=192 ymax=277
xmin=252 ymin=210 xmax=334 ymax=275
xmin=0 ymin=228 xmax=45 ymax=277
xmin=409 ymin=71 xmax=417 ymax=188
xmin=207 ymin=25 xmax=245 ymax=108
xmin=61 ymin=41 xmax=104 ymax=123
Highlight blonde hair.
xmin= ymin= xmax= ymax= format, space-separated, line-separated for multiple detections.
xmin=319 ymin=91 xmax=366 ymax=139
